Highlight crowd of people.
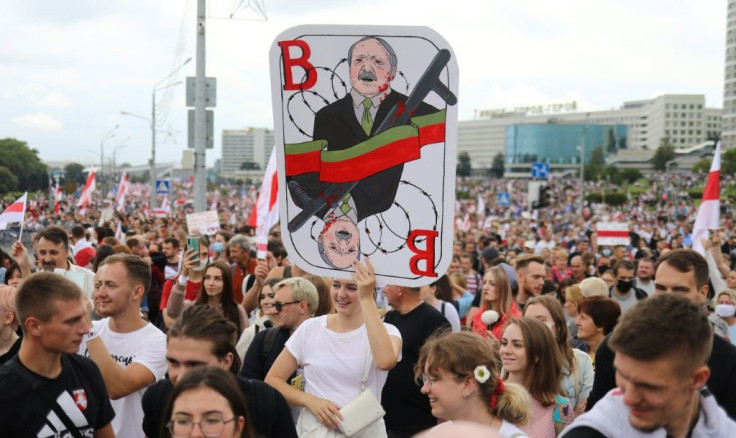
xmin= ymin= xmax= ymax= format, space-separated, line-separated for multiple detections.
xmin=1 ymin=172 xmax=736 ymax=437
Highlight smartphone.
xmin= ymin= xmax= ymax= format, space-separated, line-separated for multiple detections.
xmin=187 ymin=236 xmax=201 ymax=264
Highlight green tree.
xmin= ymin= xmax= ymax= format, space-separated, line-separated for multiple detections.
xmin=652 ymin=137 xmax=676 ymax=171
xmin=584 ymin=146 xmax=605 ymax=181
xmin=490 ymin=152 xmax=505 ymax=178
xmin=0 ymin=166 xmax=19 ymax=193
xmin=723 ymin=148 xmax=736 ymax=175
xmin=692 ymin=158 xmax=711 ymax=174
xmin=456 ymin=152 xmax=471 ymax=177
xmin=64 ymin=163 xmax=87 ymax=185
xmin=0 ymin=138 xmax=49 ymax=191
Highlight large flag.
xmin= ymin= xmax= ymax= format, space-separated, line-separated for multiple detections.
xmin=692 ymin=142 xmax=722 ymax=256
xmin=249 ymin=149 xmax=279 ymax=258
xmin=115 ymin=172 xmax=129 ymax=212
xmin=596 ymin=222 xmax=630 ymax=246
xmin=77 ymin=171 xmax=96 ymax=208
xmin=0 ymin=193 xmax=27 ymax=231
xmin=152 ymin=197 xmax=170 ymax=218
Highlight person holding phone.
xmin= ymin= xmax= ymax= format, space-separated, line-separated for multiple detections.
xmin=158 ymin=236 xmax=210 ymax=329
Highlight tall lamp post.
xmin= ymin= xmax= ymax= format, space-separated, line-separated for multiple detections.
xmin=112 ymin=138 xmax=130 ymax=180
xmin=121 ymin=58 xmax=191 ymax=207
xmin=100 ymin=125 xmax=119 ymax=198
xmin=578 ymin=113 xmax=590 ymax=217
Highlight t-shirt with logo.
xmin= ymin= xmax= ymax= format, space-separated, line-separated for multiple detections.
xmin=0 ymin=354 xmax=115 ymax=437
xmin=78 ymin=318 xmax=168 ymax=438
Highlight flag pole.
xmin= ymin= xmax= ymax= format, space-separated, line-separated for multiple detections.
xmin=18 ymin=192 xmax=28 ymax=242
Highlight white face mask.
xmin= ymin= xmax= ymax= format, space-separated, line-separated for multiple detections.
xmin=192 ymin=258 xmax=209 ymax=272
xmin=716 ymin=304 xmax=736 ymax=318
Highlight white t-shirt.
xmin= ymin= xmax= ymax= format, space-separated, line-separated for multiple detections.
xmin=431 ymin=299 xmax=461 ymax=332
xmin=285 ymin=315 xmax=402 ymax=408
xmin=79 ymin=318 xmax=167 ymax=438
xmin=433 ymin=419 xmax=529 ymax=437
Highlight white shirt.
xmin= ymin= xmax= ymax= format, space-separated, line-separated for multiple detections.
xmin=78 ymin=318 xmax=167 ymax=438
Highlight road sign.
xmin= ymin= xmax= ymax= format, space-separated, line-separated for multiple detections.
xmin=531 ymin=162 xmax=549 ymax=179
xmin=155 ymin=180 xmax=170 ymax=195
xmin=498 ymin=192 xmax=510 ymax=207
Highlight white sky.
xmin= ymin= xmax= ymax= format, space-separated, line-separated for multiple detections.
xmin=0 ymin=0 xmax=726 ymax=167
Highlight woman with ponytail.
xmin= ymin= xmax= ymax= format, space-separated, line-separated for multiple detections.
xmin=416 ymin=331 xmax=530 ymax=437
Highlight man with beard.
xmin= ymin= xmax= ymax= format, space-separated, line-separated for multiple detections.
xmin=633 ymin=258 xmax=655 ymax=297
xmin=36 ymin=226 xmax=96 ymax=298
xmin=79 ymin=254 xmax=167 ymax=438
xmin=515 ymin=254 xmax=546 ymax=310
xmin=608 ymin=261 xmax=647 ymax=314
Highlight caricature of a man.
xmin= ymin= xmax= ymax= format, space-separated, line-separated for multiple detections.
xmin=289 ymin=36 xmax=439 ymax=269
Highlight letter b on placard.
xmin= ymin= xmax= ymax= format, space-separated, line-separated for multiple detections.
xmin=407 ymin=229 xmax=438 ymax=278
xmin=279 ymin=40 xmax=317 ymax=91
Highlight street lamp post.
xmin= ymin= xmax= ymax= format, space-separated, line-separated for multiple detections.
xmin=578 ymin=113 xmax=590 ymax=217
xmin=112 ymin=140 xmax=129 ymax=181
xmin=100 ymin=125 xmax=119 ymax=198
xmin=121 ymin=58 xmax=191 ymax=207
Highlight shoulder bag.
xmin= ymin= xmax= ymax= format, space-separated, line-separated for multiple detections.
xmin=338 ymin=347 xmax=385 ymax=436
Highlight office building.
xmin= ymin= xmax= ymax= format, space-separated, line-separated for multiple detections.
xmin=221 ymin=128 xmax=274 ymax=177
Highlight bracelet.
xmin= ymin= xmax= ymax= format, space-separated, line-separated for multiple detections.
xmin=178 ymin=275 xmax=189 ymax=286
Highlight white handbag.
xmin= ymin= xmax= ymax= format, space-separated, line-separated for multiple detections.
xmin=339 ymin=350 xmax=385 ymax=436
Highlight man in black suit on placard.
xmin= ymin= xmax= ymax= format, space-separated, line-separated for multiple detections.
xmin=289 ymin=36 xmax=438 ymax=268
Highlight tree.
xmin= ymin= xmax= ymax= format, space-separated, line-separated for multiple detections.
xmin=456 ymin=152 xmax=471 ymax=177
xmin=0 ymin=138 xmax=49 ymax=191
xmin=692 ymin=158 xmax=711 ymax=174
xmin=490 ymin=152 xmax=505 ymax=178
xmin=652 ymin=137 xmax=676 ymax=171
xmin=0 ymin=166 xmax=19 ymax=193
xmin=584 ymin=146 xmax=605 ymax=181
xmin=64 ymin=163 xmax=87 ymax=185
xmin=723 ymin=148 xmax=736 ymax=175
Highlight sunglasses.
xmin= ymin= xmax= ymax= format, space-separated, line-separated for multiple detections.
xmin=272 ymin=300 xmax=301 ymax=313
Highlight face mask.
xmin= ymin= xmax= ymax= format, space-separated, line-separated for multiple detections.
xmin=210 ymin=242 xmax=224 ymax=253
xmin=192 ymin=258 xmax=209 ymax=272
xmin=602 ymin=249 xmax=612 ymax=257
xmin=716 ymin=304 xmax=736 ymax=318
xmin=617 ymin=280 xmax=634 ymax=293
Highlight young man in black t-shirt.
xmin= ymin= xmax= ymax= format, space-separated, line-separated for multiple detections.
xmin=382 ymin=284 xmax=451 ymax=438
xmin=0 ymin=272 xmax=115 ymax=437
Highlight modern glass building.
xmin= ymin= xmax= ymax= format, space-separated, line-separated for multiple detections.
xmin=505 ymin=124 xmax=628 ymax=173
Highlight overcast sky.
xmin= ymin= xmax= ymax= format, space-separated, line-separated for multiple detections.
xmin=0 ymin=0 xmax=726 ymax=168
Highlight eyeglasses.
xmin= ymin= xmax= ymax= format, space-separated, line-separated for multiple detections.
xmin=420 ymin=374 xmax=461 ymax=387
xmin=272 ymin=300 xmax=301 ymax=313
xmin=167 ymin=416 xmax=237 ymax=438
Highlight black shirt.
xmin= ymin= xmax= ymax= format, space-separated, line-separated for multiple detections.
xmin=0 ymin=354 xmax=115 ymax=438
xmin=142 ymin=376 xmax=297 ymax=438
xmin=0 ymin=336 xmax=21 ymax=366
xmin=240 ymin=326 xmax=291 ymax=381
xmin=382 ymin=302 xmax=451 ymax=435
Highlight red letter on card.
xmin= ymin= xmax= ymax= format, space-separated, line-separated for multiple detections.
xmin=279 ymin=40 xmax=317 ymax=91
xmin=406 ymin=229 xmax=438 ymax=277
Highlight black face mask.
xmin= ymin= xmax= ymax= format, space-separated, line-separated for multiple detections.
xmin=617 ymin=279 xmax=634 ymax=293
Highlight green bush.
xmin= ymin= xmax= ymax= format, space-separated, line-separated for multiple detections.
xmin=585 ymin=192 xmax=627 ymax=206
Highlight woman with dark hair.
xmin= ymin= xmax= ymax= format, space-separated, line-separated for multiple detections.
xmin=236 ymin=277 xmax=281 ymax=361
xmin=500 ymin=317 xmax=574 ymax=437
xmin=91 ymin=244 xmax=116 ymax=272
xmin=420 ymin=275 xmax=461 ymax=332
xmin=4 ymin=263 xmax=23 ymax=288
xmin=161 ymin=366 xmax=254 ymax=438
xmin=168 ymin=259 xmax=249 ymax=335
xmin=417 ymin=332 xmax=530 ymax=436
xmin=575 ymin=296 xmax=621 ymax=368
xmin=524 ymin=295 xmax=594 ymax=417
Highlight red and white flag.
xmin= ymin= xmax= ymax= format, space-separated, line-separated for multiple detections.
xmin=115 ymin=172 xmax=129 ymax=212
xmin=77 ymin=171 xmax=96 ymax=208
xmin=53 ymin=183 xmax=62 ymax=214
xmin=692 ymin=142 xmax=721 ymax=256
xmin=0 ymin=193 xmax=27 ymax=231
xmin=152 ymin=197 xmax=170 ymax=218
xmin=596 ymin=222 xmax=630 ymax=246
xmin=249 ymin=149 xmax=279 ymax=258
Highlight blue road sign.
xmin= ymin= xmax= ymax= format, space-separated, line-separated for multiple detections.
xmin=498 ymin=192 xmax=511 ymax=207
xmin=155 ymin=179 xmax=170 ymax=194
xmin=531 ymin=162 xmax=549 ymax=179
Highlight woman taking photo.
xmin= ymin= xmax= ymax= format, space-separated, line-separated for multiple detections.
xmin=523 ymin=296 xmax=594 ymax=416
xmin=500 ymin=317 xmax=573 ymax=437
xmin=161 ymin=366 xmax=255 ymax=438
xmin=168 ymin=258 xmax=249 ymax=336
xmin=420 ymin=275 xmax=461 ymax=332
xmin=416 ymin=331 xmax=530 ymax=436
xmin=266 ymin=259 xmax=402 ymax=437
xmin=472 ymin=265 xmax=521 ymax=340
xmin=575 ymin=297 xmax=621 ymax=368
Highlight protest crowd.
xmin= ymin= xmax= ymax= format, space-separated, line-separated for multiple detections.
xmin=1 ymin=168 xmax=736 ymax=438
